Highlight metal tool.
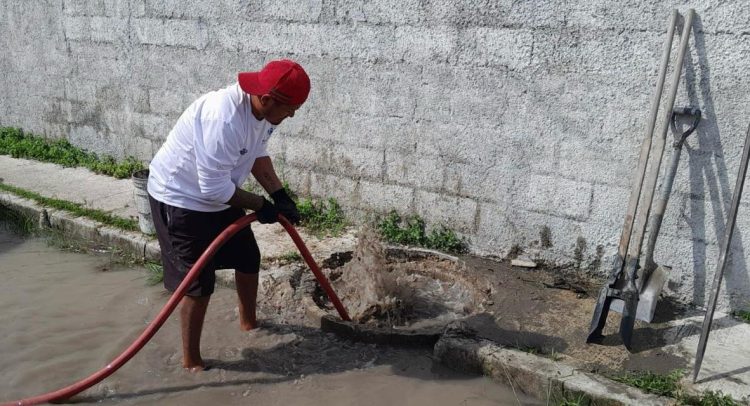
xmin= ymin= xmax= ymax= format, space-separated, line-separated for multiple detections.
xmin=587 ymin=9 xmax=695 ymax=348
xmin=693 ymin=121 xmax=750 ymax=382
xmin=611 ymin=107 xmax=701 ymax=323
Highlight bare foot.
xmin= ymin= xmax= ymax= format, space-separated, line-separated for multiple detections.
xmin=183 ymin=359 xmax=206 ymax=372
xmin=240 ymin=318 xmax=258 ymax=331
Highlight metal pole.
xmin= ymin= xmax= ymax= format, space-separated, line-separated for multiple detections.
xmin=693 ymin=121 xmax=750 ymax=382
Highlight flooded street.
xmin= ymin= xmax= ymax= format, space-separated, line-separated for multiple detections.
xmin=0 ymin=229 xmax=538 ymax=405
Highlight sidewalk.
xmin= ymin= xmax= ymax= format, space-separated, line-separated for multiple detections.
xmin=1 ymin=154 xmax=749 ymax=405
xmin=0 ymin=155 xmax=357 ymax=261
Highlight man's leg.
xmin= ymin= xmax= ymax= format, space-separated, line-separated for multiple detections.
xmin=235 ymin=272 xmax=259 ymax=330
xmin=180 ymin=295 xmax=211 ymax=370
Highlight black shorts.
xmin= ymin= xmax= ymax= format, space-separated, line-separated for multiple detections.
xmin=148 ymin=194 xmax=261 ymax=297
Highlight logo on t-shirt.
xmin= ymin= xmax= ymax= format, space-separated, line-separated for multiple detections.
xmin=240 ymin=148 xmax=247 ymax=155
xmin=262 ymin=127 xmax=275 ymax=144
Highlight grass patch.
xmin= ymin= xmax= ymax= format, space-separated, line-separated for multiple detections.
xmin=297 ymin=197 xmax=347 ymax=237
xmin=733 ymin=310 xmax=750 ymax=323
xmin=0 ymin=182 xmax=138 ymax=231
xmin=277 ymin=251 xmax=303 ymax=263
xmin=145 ymin=262 xmax=164 ymax=286
xmin=0 ymin=205 xmax=36 ymax=236
xmin=0 ymin=127 xmax=143 ymax=179
xmin=613 ymin=369 xmax=740 ymax=405
xmin=377 ymin=211 xmax=468 ymax=254
xmin=556 ymin=394 xmax=591 ymax=406
xmin=279 ymin=182 xmax=347 ymax=237
xmin=612 ymin=369 xmax=682 ymax=397
xmin=679 ymin=390 xmax=739 ymax=406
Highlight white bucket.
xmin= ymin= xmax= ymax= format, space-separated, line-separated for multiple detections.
xmin=132 ymin=169 xmax=156 ymax=235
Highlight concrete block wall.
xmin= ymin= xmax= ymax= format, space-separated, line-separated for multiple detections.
xmin=2 ymin=0 xmax=750 ymax=311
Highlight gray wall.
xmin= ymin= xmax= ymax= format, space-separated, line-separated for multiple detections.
xmin=2 ymin=0 xmax=750 ymax=311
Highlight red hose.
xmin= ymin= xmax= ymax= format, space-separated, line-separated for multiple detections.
xmin=3 ymin=214 xmax=349 ymax=405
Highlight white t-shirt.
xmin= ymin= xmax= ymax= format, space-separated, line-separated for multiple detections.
xmin=148 ymin=83 xmax=276 ymax=212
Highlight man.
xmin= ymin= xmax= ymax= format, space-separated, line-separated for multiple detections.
xmin=147 ymin=59 xmax=309 ymax=371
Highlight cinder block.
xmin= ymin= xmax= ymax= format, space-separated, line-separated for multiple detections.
xmin=414 ymin=190 xmax=478 ymax=233
xmin=393 ymin=26 xmax=457 ymax=63
xmin=384 ymin=151 xmax=443 ymax=190
xmin=124 ymin=86 xmax=150 ymax=114
xmin=63 ymin=0 xmax=95 ymax=16
xmin=557 ymin=136 xmax=634 ymax=186
xmin=64 ymin=79 xmax=98 ymax=102
xmin=288 ymin=138 xmax=383 ymax=180
xmin=301 ymin=109 xmax=397 ymax=149
xmin=103 ymin=0 xmax=147 ymax=17
xmin=64 ymin=16 xmax=91 ymax=41
xmin=359 ymin=181 xmax=413 ymax=213
xmin=519 ymin=175 xmax=593 ymax=221
xmin=134 ymin=18 xmax=209 ymax=49
xmin=474 ymin=202 xmax=517 ymax=257
xmin=658 ymin=190 xmax=723 ymax=247
xmin=309 ymin=172 xmax=360 ymax=207
xmin=144 ymin=0 xmax=222 ymax=19
xmin=333 ymin=0 xmax=424 ymax=25
xmin=415 ymin=121 xmax=504 ymax=166
xmin=148 ymin=89 xmax=195 ymax=116
xmin=587 ymin=183 xmax=629 ymax=231
xmin=530 ymin=29 xmax=655 ymax=76
xmin=284 ymin=137 xmax=330 ymax=170
xmin=131 ymin=112 xmax=175 ymax=140
xmin=261 ymin=0 xmax=323 ymax=22
xmin=328 ymin=144 xmax=384 ymax=180
xmin=458 ymin=28 xmax=533 ymax=70
xmin=89 ymin=16 xmax=128 ymax=43
xmin=443 ymin=162 xmax=513 ymax=204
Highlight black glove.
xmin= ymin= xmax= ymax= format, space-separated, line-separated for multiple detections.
xmin=255 ymin=198 xmax=279 ymax=224
xmin=271 ymin=188 xmax=301 ymax=225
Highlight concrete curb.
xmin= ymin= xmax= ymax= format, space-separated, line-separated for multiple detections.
xmin=434 ymin=323 xmax=674 ymax=406
xmin=320 ymin=315 xmax=442 ymax=347
xmin=0 ymin=191 xmax=160 ymax=261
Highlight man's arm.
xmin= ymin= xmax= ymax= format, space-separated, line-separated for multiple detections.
xmin=251 ymin=156 xmax=301 ymax=225
xmin=251 ymin=156 xmax=283 ymax=194
xmin=224 ymin=156 xmax=282 ymax=211
xmin=225 ymin=187 xmax=266 ymax=211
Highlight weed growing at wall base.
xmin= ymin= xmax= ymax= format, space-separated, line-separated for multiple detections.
xmin=297 ymin=197 xmax=347 ymax=237
xmin=378 ymin=211 xmax=468 ymax=254
xmin=0 ymin=127 xmax=143 ymax=178
xmin=279 ymin=182 xmax=348 ymax=237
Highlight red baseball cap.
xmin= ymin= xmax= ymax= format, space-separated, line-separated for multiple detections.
xmin=238 ymin=59 xmax=311 ymax=105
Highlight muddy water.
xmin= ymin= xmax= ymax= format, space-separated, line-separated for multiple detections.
xmin=0 ymin=230 xmax=539 ymax=405
xmin=331 ymin=228 xmax=487 ymax=328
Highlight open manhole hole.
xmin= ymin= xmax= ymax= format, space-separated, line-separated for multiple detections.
xmin=308 ymin=230 xmax=493 ymax=346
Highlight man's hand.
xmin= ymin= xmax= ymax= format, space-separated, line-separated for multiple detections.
xmin=271 ymin=188 xmax=301 ymax=225
xmin=255 ymin=198 xmax=279 ymax=224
